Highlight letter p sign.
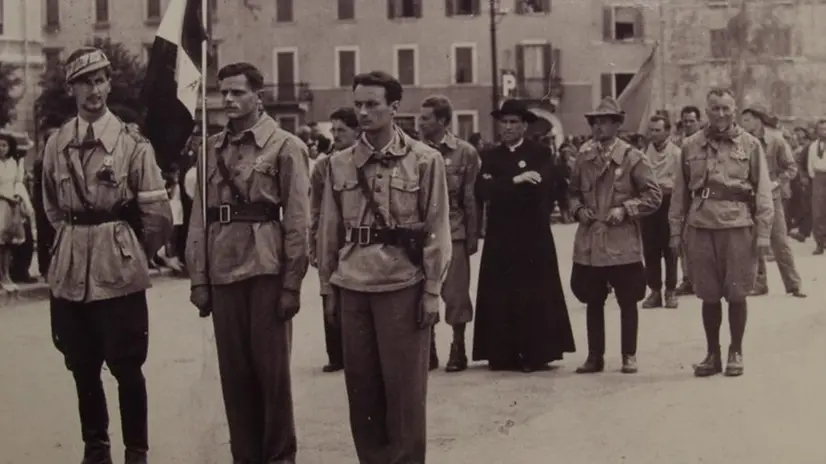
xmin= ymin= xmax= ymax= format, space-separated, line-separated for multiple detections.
xmin=501 ymin=72 xmax=517 ymax=98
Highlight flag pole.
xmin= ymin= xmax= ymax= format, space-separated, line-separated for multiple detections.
xmin=200 ymin=0 xmax=208 ymax=227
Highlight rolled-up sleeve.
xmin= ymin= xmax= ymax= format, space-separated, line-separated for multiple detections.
xmin=129 ymin=142 xmax=173 ymax=258
xmin=277 ymin=138 xmax=310 ymax=292
xmin=420 ymin=153 xmax=452 ymax=296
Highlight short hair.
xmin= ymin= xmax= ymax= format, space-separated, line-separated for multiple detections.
xmin=217 ymin=62 xmax=264 ymax=91
xmin=680 ymin=105 xmax=701 ymax=120
xmin=352 ymin=71 xmax=403 ymax=104
xmin=468 ymin=132 xmax=483 ymax=147
xmin=649 ymin=114 xmax=671 ymax=131
xmin=329 ymin=107 xmax=359 ymax=129
xmin=420 ymin=95 xmax=453 ymax=126
xmin=0 ymin=133 xmax=18 ymax=155
xmin=706 ymin=87 xmax=735 ymax=101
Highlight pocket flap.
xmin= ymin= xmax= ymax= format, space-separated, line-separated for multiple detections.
xmin=333 ymin=179 xmax=358 ymax=191
xmin=390 ymin=177 xmax=420 ymax=192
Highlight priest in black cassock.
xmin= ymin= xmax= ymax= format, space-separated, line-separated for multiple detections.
xmin=472 ymin=99 xmax=576 ymax=373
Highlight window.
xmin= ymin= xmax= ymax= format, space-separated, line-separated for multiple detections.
xmin=515 ymin=42 xmax=553 ymax=98
xmin=394 ymin=46 xmax=417 ymax=86
xmin=146 ymin=0 xmax=161 ymax=20
xmin=771 ymin=80 xmax=791 ymax=117
xmin=336 ymin=47 xmax=358 ymax=88
xmin=45 ymin=0 xmax=60 ymax=28
xmin=276 ymin=0 xmax=293 ymax=23
xmin=603 ymin=6 xmax=644 ymax=41
xmin=43 ymin=48 xmax=62 ymax=71
xmin=388 ymin=0 xmax=422 ymax=19
xmin=273 ymin=48 xmax=298 ymax=101
xmin=277 ymin=115 xmax=299 ymax=134
xmin=709 ymin=28 xmax=729 ymax=59
xmin=600 ymin=72 xmax=635 ymax=99
xmin=338 ymin=0 xmax=355 ymax=20
xmin=393 ymin=116 xmax=418 ymax=136
xmin=516 ymin=0 xmax=551 ymax=14
xmin=95 ymin=0 xmax=109 ymax=23
xmin=446 ymin=0 xmax=481 ymax=16
xmin=453 ymin=111 xmax=478 ymax=141
xmin=452 ymin=43 xmax=475 ymax=84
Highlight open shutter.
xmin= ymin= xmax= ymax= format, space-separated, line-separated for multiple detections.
xmin=634 ymin=6 xmax=645 ymax=40
xmin=600 ymin=73 xmax=613 ymax=99
xmin=415 ymin=0 xmax=422 ymax=17
xmin=602 ymin=6 xmax=613 ymax=41
xmin=515 ymin=44 xmax=525 ymax=98
xmin=388 ymin=0 xmax=396 ymax=19
xmin=472 ymin=0 xmax=481 ymax=15
xmin=445 ymin=0 xmax=453 ymax=16
xmin=552 ymin=48 xmax=561 ymax=77
xmin=542 ymin=43 xmax=553 ymax=95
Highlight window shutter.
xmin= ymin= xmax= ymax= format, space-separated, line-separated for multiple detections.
xmin=388 ymin=0 xmax=396 ymax=19
xmin=515 ymin=44 xmax=525 ymax=97
xmin=415 ymin=0 xmax=423 ymax=17
xmin=515 ymin=0 xmax=525 ymax=15
xmin=472 ymin=0 xmax=481 ymax=15
xmin=600 ymin=73 xmax=613 ymax=98
xmin=542 ymin=43 xmax=552 ymax=94
xmin=552 ymin=48 xmax=561 ymax=77
xmin=446 ymin=0 xmax=453 ymax=16
xmin=602 ymin=7 xmax=613 ymax=41
xmin=634 ymin=6 xmax=645 ymax=40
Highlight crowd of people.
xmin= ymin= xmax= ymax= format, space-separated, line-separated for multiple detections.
xmin=26 ymin=44 xmax=820 ymax=464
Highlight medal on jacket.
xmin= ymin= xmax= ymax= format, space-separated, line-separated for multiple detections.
xmin=97 ymin=154 xmax=116 ymax=184
xmin=615 ymin=167 xmax=623 ymax=177
xmin=445 ymin=158 xmax=452 ymax=166
xmin=518 ymin=160 xmax=526 ymax=169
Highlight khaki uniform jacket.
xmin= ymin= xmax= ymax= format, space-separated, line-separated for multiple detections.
xmin=668 ymin=126 xmax=774 ymax=240
xmin=42 ymin=114 xmax=172 ymax=302
xmin=568 ymin=138 xmax=662 ymax=267
xmin=309 ymin=153 xmax=332 ymax=265
xmin=427 ymin=132 xmax=480 ymax=243
xmin=318 ymin=128 xmax=452 ymax=296
xmin=756 ymin=127 xmax=797 ymax=199
xmin=186 ymin=114 xmax=310 ymax=291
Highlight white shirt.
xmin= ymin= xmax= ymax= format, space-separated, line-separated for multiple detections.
xmin=77 ymin=110 xmax=114 ymax=140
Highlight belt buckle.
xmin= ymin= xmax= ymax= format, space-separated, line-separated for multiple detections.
xmin=219 ymin=204 xmax=232 ymax=224
xmin=356 ymin=226 xmax=371 ymax=245
xmin=700 ymin=188 xmax=710 ymax=199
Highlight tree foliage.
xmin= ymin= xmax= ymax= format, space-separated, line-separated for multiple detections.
xmin=0 ymin=64 xmax=23 ymax=129
xmin=34 ymin=37 xmax=146 ymax=130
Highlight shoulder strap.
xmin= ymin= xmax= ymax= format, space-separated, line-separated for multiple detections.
xmin=214 ymin=152 xmax=247 ymax=204
xmin=61 ymin=146 xmax=95 ymax=212
xmin=354 ymin=165 xmax=390 ymax=229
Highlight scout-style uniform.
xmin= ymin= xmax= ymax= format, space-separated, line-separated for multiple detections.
xmin=42 ymin=48 xmax=172 ymax=464
xmin=318 ymin=126 xmax=451 ymax=464
xmin=568 ymin=97 xmax=662 ymax=374
xmin=742 ymin=106 xmax=805 ymax=298
xmin=185 ymin=112 xmax=309 ymax=463
xmin=669 ymin=122 xmax=773 ymax=377
xmin=426 ymin=131 xmax=480 ymax=372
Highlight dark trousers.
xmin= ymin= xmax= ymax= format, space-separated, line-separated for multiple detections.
xmin=50 ymin=292 xmax=149 ymax=458
xmin=10 ymin=219 xmax=34 ymax=281
xmin=323 ymin=310 xmax=343 ymax=366
xmin=641 ymin=194 xmax=677 ymax=291
xmin=339 ymin=284 xmax=429 ymax=464
xmin=571 ymin=263 xmax=646 ymax=357
xmin=798 ymin=183 xmax=813 ymax=238
xmin=34 ymin=194 xmax=55 ymax=277
xmin=211 ymin=275 xmax=296 ymax=463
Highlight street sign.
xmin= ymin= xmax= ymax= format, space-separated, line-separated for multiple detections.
xmin=501 ymin=71 xmax=517 ymax=98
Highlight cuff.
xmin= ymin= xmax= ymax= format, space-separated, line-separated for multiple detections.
xmin=190 ymin=273 xmax=208 ymax=287
xmin=424 ymin=279 xmax=441 ymax=296
xmin=320 ymin=281 xmax=333 ymax=296
xmin=622 ymin=199 xmax=641 ymax=219
xmin=282 ymin=274 xmax=303 ymax=292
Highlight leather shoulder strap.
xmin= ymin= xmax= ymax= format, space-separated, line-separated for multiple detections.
xmin=61 ymin=146 xmax=95 ymax=212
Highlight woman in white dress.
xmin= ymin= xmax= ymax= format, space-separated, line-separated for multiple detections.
xmin=0 ymin=134 xmax=28 ymax=291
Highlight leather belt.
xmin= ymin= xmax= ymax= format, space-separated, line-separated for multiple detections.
xmin=691 ymin=186 xmax=753 ymax=203
xmin=63 ymin=210 xmax=124 ymax=226
xmin=206 ymin=202 xmax=281 ymax=224
xmin=345 ymin=226 xmax=418 ymax=246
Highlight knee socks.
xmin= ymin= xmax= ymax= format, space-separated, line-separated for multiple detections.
xmin=701 ymin=302 xmax=723 ymax=353
xmin=728 ymin=301 xmax=747 ymax=353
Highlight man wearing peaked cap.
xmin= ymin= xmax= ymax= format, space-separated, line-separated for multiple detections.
xmin=42 ymin=47 xmax=173 ymax=464
xmin=569 ymin=96 xmax=662 ymax=375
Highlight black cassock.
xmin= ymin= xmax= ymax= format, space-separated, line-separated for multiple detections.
xmin=472 ymin=139 xmax=576 ymax=369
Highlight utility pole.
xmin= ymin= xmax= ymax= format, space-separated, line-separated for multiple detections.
xmin=489 ymin=0 xmax=499 ymax=139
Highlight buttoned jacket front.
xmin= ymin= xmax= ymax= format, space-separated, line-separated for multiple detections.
xmin=427 ymin=132 xmax=480 ymax=243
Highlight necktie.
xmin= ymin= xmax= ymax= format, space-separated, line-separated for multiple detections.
xmin=79 ymin=123 xmax=97 ymax=162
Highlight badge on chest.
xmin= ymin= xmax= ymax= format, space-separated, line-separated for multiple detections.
xmin=97 ymin=154 xmax=116 ymax=184
xmin=517 ymin=160 xmax=526 ymax=169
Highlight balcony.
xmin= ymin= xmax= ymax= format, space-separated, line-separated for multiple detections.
xmin=260 ymin=83 xmax=313 ymax=109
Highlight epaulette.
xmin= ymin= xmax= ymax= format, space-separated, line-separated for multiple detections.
xmin=122 ymin=120 xmax=150 ymax=144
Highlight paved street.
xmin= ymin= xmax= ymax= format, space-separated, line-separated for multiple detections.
xmin=1 ymin=223 xmax=824 ymax=463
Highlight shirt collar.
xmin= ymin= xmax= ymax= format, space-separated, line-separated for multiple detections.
xmin=427 ymin=131 xmax=458 ymax=151
xmin=57 ymin=110 xmax=122 ymax=154
xmin=352 ymin=126 xmax=411 ymax=168
xmin=505 ymin=138 xmax=524 ymax=152
xmin=215 ymin=113 xmax=278 ymax=149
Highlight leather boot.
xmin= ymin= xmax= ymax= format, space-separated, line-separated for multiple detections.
xmin=429 ymin=329 xmax=439 ymax=371
xmin=575 ymin=356 xmax=604 ymax=374
xmin=445 ymin=337 xmax=468 ymax=373
xmin=693 ymin=350 xmax=723 ymax=377
xmin=124 ymin=449 xmax=148 ymax=464
xmin=675 ymin=280 xmax=693 ymax=296
xmin=621 ymin=355 xmax=638 ymax=374
xmin=641 ymin=290 xmax=662 ymax=309
xmin=663 ymin=290 xmax=678 ymax=308
xmin=81 ymin=444 xmax=112 ymax=464
xmin=724 ymin=347 xmax=744 ymax=377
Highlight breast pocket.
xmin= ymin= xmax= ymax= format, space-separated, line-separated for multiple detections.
xmin=332 ymin=179 xmax=362 ymax=223
xmin=95 ymin=173 xmax=130 ymax=207
xmin=390 ymin=177 xmax=421 ymax=224
xmin=724 ymin=150 xmax=750 ymax=180
xmin=251 ymin=159 xmax=279 ymax=198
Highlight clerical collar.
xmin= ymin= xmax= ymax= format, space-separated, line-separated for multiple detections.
xmin=505 ymin=138 xmax=524 ymax=152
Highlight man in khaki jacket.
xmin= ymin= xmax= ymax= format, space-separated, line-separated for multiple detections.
xmin=568 ymin=97 xmax=662 ymax=375
xmin=42 ymin=47 xmax=172 ymax=464
xmin=186 ymin=63 xmax=309 ymax=464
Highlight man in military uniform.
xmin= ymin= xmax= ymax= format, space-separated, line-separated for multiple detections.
xmin=42 ymin=47 xmax=173 ymax=464
xmin=669 ymin=88 xmax=773 ymax=378
xmin=418 ymin=95 xmax=480 ymax=373
xmin=310 ymin=106 xmax=359 ymax=373
xmin=569 ymin=97 xmax=662 ymax=375
xmin=740 ymin=105 xmax=806 ymax=298
xmin=186 ymin=63 xmax=309 ymax=464
xmin=318 ymin=71 xmax=451 ymax=464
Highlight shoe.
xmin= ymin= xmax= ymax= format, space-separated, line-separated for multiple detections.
xmin=814 ymin=245 xmax=824 ymax=255
xmin=663 ymin=290 xmax=679 ymax=308
xmin=621 ymin=355 xmax=638 ymax=374
xmin=749 ymin=286 xmax=768 ymax=296
xmin=80 ymin=445 xmax=113 ymax=464
xmin=641 ymin=290 xmax=662 ymax=309
xmin=789 ymin=231 xmax=806 ymax=243
xmin=124 ymin=449 xmax=148 ymax=464
xmin=675 ymin=281 xmax=694 ymax=296
xmin=575 ymin=356 xmax=605 ymax=374
xmin=693 ymin=351 xmax=723 ymax=377
xmin=724 ymin=348 xmax=744 ymax=377
xmin=521 ymin=363 xmax=551 ymax=373
xmin=322 ymin=362 xmax=343 ymax=373
xmin=787 ymin=289 xmax=807 ymax=298
xmin=444 ymin=339 xmax=468 ymax=373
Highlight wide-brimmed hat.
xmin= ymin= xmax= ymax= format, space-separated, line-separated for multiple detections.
xmin=585 ymin=97 xmax=625 ymax=122
xmin=491 ymin=99 xmax=538 ymax=123
xmin=742 ymin=104 xmax=778 ymax=129
xmin=65 ymin=47 xmax=111 ymax=83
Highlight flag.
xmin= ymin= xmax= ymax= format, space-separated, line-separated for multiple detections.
xmin=140 ymin=0 xmax=207 ymax=173
xmin=618 ymin=44 xmax=657 ymax=135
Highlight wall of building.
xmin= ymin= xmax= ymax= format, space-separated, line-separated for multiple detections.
xmin=1 ymin=0 xmax=45 ymax=135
